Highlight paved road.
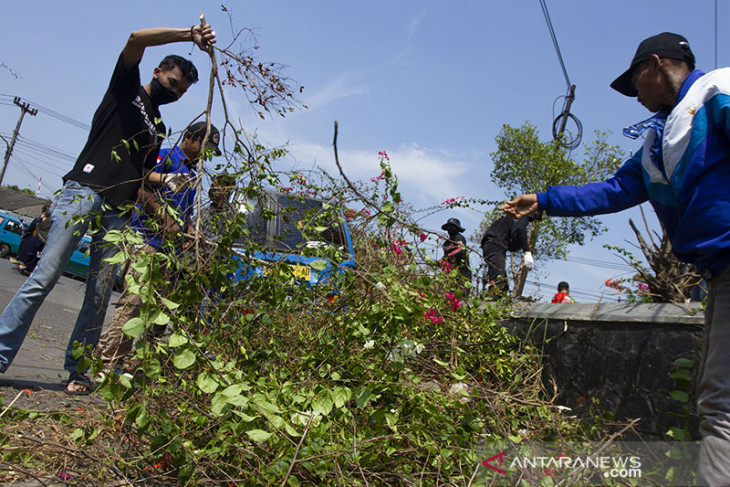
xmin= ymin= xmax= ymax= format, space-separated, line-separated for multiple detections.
xmin=0 ymin=258 xmax=119 ymax=409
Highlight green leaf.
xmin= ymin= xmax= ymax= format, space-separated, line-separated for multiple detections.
xmin=168 ymin=332 xmax=188 ymax=348
xmin=310 ymin=260 xmax=328 ymax=271
xmin=233 ymin=411 xmax=259 ymax=422
xmin=671 ymin=358 xmax=694 ymax=368
xmin=666 ymin=427 xmax=687 ymax=440
xmin=313 ymin=390 xmax=334 ymax=416
xmin=332 ymin=386 xmax=351 ymax=408
xmin=196 ymin=372 xmax=218 ymax=394
xmin=354 ymin=386 xmax=372 ymax=409
xmin=154 ymin=312 xmax=170 ymax=326
xmin=135 ymin=403 xmax=148 ymax=427
xmin=105 ymin=251 xmax=129 ymax=265
xmin=161 ymin=297 xmax=180 ymax=310
xmin=669 ymin=390 xmax=689 ymax=403
xmin=69 ymin=428 xmax=84 ymax=443
xmin=145 ymin=358 xmax=162 ymax=379
xmin=121 ymin=317 xmax=145 ymax=338
xmin=246 ymin=429 xmax=272 ymax=442
xmin=253 ymin=393 xmax=282 ymax=415
xmin=669 ymin=369 xmax=692 ymax=382
xmin=211 ymin=384 xmax=249 ymax=415
xmin=172 ymin=349 xmax=196 ymax=369
xmin=284 ymin=422 xmax=301 ymax=438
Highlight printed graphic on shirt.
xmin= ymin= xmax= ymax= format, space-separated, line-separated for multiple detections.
xmin=133 ymin=95 xmax=159 ymax=138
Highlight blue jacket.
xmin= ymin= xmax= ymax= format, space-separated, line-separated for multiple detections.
xmin=537 ymin=69 xmax=730 ymax=277
xmin=133 ymin=146 xmax=197 ymax=250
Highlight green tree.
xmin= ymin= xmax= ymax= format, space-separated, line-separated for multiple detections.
xmin=486 ymin=122 xmax=625 ymax=297
xmin=3 ymin=184 xmax=34 ymax=195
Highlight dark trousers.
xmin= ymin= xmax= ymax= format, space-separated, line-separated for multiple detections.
xmin=482 ymin=242 xmax=508 ymax=294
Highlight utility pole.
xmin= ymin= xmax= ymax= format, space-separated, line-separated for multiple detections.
xmin=0 ymin=97 xmax=38 ymax=186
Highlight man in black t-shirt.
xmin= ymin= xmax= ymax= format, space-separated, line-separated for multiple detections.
xmin=0 ymin=23 xmax=216 ymax=395
xmin=480 ymin=215 xmax=535 ymax=296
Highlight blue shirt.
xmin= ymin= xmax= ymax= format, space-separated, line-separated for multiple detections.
xmin=133 ymin=146 xmax=197 ymax=250
xmin=537 ymin=69 xmax=730 ymax=277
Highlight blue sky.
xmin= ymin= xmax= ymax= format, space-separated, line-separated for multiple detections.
xmin=1 ymin=0 xmax=726 ymax=301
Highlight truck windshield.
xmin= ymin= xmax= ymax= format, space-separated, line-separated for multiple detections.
xmin=237 ymin=192 xmax=349 ymax=254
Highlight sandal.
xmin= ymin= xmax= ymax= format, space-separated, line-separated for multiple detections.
xmin=65 ymin=372 xmax=96 ymax=395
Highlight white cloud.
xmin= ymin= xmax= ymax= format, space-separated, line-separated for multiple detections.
xmin=394 ymin=8 xmax=429 ymax=66
xmin=304 ymin=73 xmax=369 ymax=109
xmin=285 ymin=141 xmax=468 ymax=206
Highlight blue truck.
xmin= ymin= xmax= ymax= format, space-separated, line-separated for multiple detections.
xmin=0 ymin=211 xmax=27 ymax=258
xmin=231 ymin=190 xmax=356 ymax=286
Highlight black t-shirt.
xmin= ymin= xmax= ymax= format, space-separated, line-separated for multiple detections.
xmin=480 ymin=216 xmax=530 ymax=252
xmin=63 ymin=53 xmax=165 ymax=207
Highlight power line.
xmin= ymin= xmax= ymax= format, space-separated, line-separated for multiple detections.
xmin=15 ymin=135 xmax=78 ymax=164
xmin=6 ymin=157 xmax=60 ymax=195
xmin=10 ymin=147 xmax=70 ymax=176
xmin=564 ymin=255 xmax=635 ymax=271
xmin=0 ymin=94 xmax=90 ymax=131
xmin=538 ymin=0 xmax=582 ymax=150
xmin=538 ymin=0 xmax=571 ymax=89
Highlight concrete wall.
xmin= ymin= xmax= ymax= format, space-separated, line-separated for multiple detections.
xmin=503 ymin=302 xmax=704 ymax=440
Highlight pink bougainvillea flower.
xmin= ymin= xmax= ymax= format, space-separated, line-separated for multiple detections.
xmin=444 ymin=292 xmax=462 ymax=311
xmin=441 ymin=196 xmax=465 ymax=206
xmin=424 ymin=308 xmax=444 ymax=324
xmin=419 ymin=232 xmax=427 ymax=242
xmin=370 ymin=170 xmax=386 ymax=182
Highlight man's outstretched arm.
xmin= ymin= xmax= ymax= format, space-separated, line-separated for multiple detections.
xmin=122 ymin=22 xmax=216 ymax=70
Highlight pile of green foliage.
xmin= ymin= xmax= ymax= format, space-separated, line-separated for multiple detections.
xmin=1 ymin=147 xmax=610 ymax=486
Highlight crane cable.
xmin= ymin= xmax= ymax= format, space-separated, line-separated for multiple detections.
xmin=539 ymin=0 xmax=582 ymax=149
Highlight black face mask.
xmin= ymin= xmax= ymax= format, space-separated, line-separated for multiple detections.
xmin=149 ymin=77 xmax=178 ymax=106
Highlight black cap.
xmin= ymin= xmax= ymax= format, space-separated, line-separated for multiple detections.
xmin=611 ymin=32 xmax=695 ymax=97
xmin=187 ymin=121 xmax=222 ymax=156
xmin=557 ymin=281 xmax=569 ymax=292
xmin=441 ymin=217 xmax=465 ymax=233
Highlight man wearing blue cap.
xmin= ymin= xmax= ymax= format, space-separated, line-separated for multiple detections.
xmin=96 ymin=122 xmax=221 ymax=373
xmin=501 ymin=32 xmax=730 ymax=484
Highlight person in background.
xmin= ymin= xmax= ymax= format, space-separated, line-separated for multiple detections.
xmin=500 ymin=32 xmax=730 ymax=483
xmin=19 ymin=205 xmax=49 ymax=244
xmin=15 ymin=205 xmax=51 ymax=274
xmin=0 ymin=22 xmax=216 ymax=395
xmin=480 ymin=215 xmax=534 ymax=296
xmin=96 ymin=122 xmax=221 ymax=374
xmin=199 ymin=173 xmax=237 ymax=243
xmin=551 ymin=281 xmax=576 ymax=303
xmin=441 ymin=218 xmax=472 ymax=286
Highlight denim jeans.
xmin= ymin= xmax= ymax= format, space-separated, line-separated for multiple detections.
xmin=697 ymin=265 xmax=730 ymax=485
xmin=0 ymin=180 xmax=126 ymax=374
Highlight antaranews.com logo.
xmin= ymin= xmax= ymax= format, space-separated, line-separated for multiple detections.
xmin=477 ymin=441 xmax=698 ymax=486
